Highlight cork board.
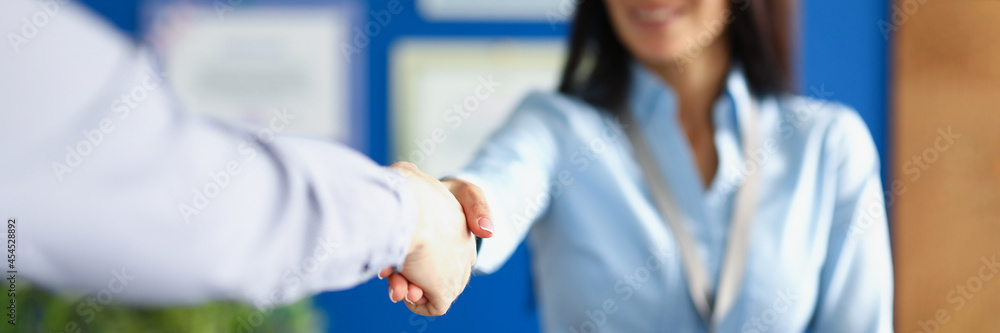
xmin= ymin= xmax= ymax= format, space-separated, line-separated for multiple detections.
xmin=890 ymin=0 xmax=1000 ymax=331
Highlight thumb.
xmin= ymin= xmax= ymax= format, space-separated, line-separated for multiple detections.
xmin=443 ymin=178 xmax=495 ymax=239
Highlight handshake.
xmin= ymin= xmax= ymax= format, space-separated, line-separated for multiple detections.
xmin=378 ymin=162 xmax=494 ymax=316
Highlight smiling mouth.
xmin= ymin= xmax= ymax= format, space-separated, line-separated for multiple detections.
xmin=630 ymin=5 xmax=684 ymax=28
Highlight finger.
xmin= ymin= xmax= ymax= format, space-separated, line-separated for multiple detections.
xmin=447 ymin=179 xmax=495 ymax=238
xmin=388 ymin=274 xmax=409 ymax=303
xmin=409 ymin=298 xmax=450 ymax=317
xmin=405 ymin=276 xmax=455 ymax=316
xmin=405 ymin=283 xmax=424 ymax=305
xmin=389 ymin=161 xmax=418 ymax=173
xmin=377 ymin=266 xmax=393 ymax=280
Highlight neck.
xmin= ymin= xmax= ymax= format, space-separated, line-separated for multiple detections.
xmin=642 ymin=38 xmax=731 ymax=126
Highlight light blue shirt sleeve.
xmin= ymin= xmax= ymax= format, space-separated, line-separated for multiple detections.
xmin=452 ymin=93 xmax=570 ymax=274
xmin=451 ymin=62 xmax=893 ymax=331
xmin=0 ymin=0 xmax=416 ymax=306
xmin=810 ymin=110 xmax=894 ymax=332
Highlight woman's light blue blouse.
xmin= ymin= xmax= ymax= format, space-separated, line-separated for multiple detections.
xmin=453 ymin=64 xmax=893 ymax=332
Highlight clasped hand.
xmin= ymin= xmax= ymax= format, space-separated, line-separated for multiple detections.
xmin=378 ymin=162 xmax=494 ymax=316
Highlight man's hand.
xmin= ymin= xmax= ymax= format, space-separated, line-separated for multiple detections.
xmin=379 ymin=163 xmax=493 ymax=316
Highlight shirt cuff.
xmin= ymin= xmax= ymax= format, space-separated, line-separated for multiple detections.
xmin=369 ymin=167 xmax=419 ymax=274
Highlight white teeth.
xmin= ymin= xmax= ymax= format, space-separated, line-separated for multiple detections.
xmin=636 ymin=8 xmax=676 ymax=22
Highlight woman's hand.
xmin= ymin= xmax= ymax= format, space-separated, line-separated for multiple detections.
xmin=441 ymin=177 xmax=495 ymax=238
xmin=379 ymin=176 xmax=495 ymax=313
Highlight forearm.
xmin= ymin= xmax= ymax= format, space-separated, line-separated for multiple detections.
xmin=1 ymin=0 xmax=417 ymax=305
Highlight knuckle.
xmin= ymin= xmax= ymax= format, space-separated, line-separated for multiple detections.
xmin=453 ymin=181 xmax=472 ymax=193
xmin=391 ymin=161 xmax=417 ymax=170
xmin=471 ymin=201 xmax=490 ymax=213
xmin=430 ymin=306 xmax=447 ymax=316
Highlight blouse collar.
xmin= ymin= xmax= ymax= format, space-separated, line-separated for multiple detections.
xmin=627 ymin=61 xmax=755 ymax=128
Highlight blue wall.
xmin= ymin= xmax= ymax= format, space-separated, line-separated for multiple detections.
xmin=800 ymin=0 xmax=890 ymax=184
xmin=76 ymin=0 xmax=888 ymax=331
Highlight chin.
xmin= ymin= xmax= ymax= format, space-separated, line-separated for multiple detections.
xmin=632 ymin=44 xmax=687 ymax=65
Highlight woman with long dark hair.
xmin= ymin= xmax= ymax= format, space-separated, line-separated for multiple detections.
xmin=389 ymin=0 xmax=893 ymax=331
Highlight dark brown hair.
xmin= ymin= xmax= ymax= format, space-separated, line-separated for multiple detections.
xmin=557 ymin=0 xmax=794 ymax=114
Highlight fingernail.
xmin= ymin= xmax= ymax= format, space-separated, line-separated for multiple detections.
xmin=479 ymin=217 xmax=494 ymax=236
xmin=389 ymin=288 xmax=397 ymax=303
xmin=405 ymin=295 xmax=414 ymax=305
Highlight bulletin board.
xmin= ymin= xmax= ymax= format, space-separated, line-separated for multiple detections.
xmin=890 ymin=1 xmax=1000 ymax=331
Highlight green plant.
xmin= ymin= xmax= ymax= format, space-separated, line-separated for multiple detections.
xmin=1 ymin=284 xmax=324 ymax=333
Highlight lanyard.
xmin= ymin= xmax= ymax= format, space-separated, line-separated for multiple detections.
xmin=622 ymin=98 xmax=760 ymax=330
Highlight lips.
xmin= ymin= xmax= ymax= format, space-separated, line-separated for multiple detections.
xmin=629 ymin=5 xmax=684 ymax=28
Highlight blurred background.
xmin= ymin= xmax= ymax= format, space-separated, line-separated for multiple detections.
xmin=13 ymin=0 xmax=999 ymax=331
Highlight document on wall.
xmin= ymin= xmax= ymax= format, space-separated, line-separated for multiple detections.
xmin=145 ymin=3 xmax=354 ymax=143
xmin=418 ymin=0 xmax=573 ymax=22
xmin=391 ymin=39 xmax=565 ymax=178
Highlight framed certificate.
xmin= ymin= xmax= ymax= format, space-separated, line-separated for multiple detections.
xmin=390 ymin=38 xmax=565 ymax=177
xmin=143 ymin=1 xmax=360 ymax=145
xmin=418 ymin=0 xmax=572 ymax=22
